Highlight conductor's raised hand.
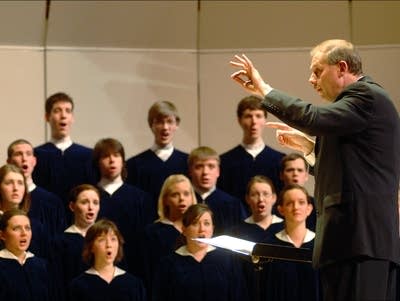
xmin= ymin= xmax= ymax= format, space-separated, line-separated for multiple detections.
xmin=230 ymin=54 xmax=271 ymax=98
xmin=266 ymin=122 xmax=315 ymax=155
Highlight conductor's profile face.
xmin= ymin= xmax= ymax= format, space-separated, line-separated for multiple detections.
xmin=308 ymin=52 xmax=344 ymax=102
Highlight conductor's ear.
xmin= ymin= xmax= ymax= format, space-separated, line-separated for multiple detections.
xmin=337 ymin=60 xmax=348 ymax=75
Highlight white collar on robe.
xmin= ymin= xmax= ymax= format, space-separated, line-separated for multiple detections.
xmin=0 ymin=248 xmax=34 ymax=264
xmin=175 ymin=244 xmax=216 ymax=258
xmin=158 ymin=218 xmax=174 ymax=225
xmin=245 ymin=214 xmax=283 ymax=224
xmin=85 ymin=266 xmax=126 ymax=278
xmin=275 ymin=228 xmax=315 ymax=244
xmin=64 ymin=224 xmax=87 ymax=236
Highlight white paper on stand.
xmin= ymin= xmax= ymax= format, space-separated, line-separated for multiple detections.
xmin=194 ymin=235 xmax=257 ymax=256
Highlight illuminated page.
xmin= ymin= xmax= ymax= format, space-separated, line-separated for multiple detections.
xmin=194 ymin=235 xmax=256 ymax=256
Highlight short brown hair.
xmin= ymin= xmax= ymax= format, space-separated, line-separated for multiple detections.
xmin=82 ymin=219 xmax=124 ymax=266
xmin=188 ymin=146 xmax=220 ymax=167
xmin=280 ymin=153 xmax=308 ymax=172
xmin=147 ymin=101 xmax=180 ymax=127
xmin=236 ymin=95 xmax=267 ymax=118
xmin=7 ymin=139 xmax=33 ymax=159
xmin=45 ymin=92 xmax=74 ymax=114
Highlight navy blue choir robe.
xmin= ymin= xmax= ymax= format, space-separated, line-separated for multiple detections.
xmin=195 ymin=188 xmax=247 ymax=236
xmin=29 ymin=185 xmax=66 ymax=238
xmin=97 ymin=183 xmax=152 ymax=275
xmin=49 ymin=226 xmax=89 ymax=301
xmin=0 ymin=250 xmax=50 ymax=301
xmin=69 ymin=267 xmax=146 ymax=301
xmin=32 ymin=142 xmax=96 ymax=222
xmin=228 ymin=216 xmax=284 ymax=301
xmin=264 ymin=229 xmax=320 ymax=301
xmin=152 ymin=246 xmax=248 ymax=301
xmin=126 ymin=148 xmax=188 ymax=219
xmin=138 ymin=220 xmax=181 ymax=296
xmin=28 ymin=216 xmax=49 ymax=259
xmin=218 ymin=145 xmax=285 ymax=215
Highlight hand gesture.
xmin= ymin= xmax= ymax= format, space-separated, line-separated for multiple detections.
xmin=230 ymin=54 xmax=271 ymax=98
xmin=266 ymin=122 xmax=315 ymax=154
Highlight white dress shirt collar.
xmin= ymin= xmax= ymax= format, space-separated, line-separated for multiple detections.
xmin=241 ymin=142 xmax=265 ymax=158
xmin=50 ymin=136 xmax=73 ymax=152
xmin=98 ymin=176 xmax=123 ymax=195
xmin=151 ymin=143 xmax=174 ymax=161
xmin=194 ymin=186 xmax=216 ymax=201
xmin=27 ymin=181 xmax=36 ymax=193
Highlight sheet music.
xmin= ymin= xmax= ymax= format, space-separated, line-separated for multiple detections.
xmin=194 ymin=235 xmax=256 ymax=256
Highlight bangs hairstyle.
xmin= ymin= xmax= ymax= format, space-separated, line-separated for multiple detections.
xmin=236 ymin=95 xmax=267 ymax=118
xmin=0 ymin=208 xmax=29 ymax=232
xmin=147 ymin=100 xmax=180 ymax=127
xmin=175 ymin=203 xmax=214 ymax=248
xmin=92 ymin=138 xmax=127 ymax=180
xmin=69 ymin=184 xmax=100 ymax=203
xmin=45 ymin=92 xmax=74 ymax=114
xmin=188 ymin=146 xmax=220 ymax=167
xmin=246 ymin=175 xmax=276 ymax=196
xmin=82 ymin=219 xmax=124 ymax=266
xmin=7 ymin=139 xmax=33 ymax=159
xmin=277 ymin=183 xmax=311 ymax=206
xmin=311 ymin=39 xmax=363 ymax=76
xmin=0 ymin=164 xmax=30 ymax=212
xmin=182 ymin=203 xmax=213 ymax=228
xmin=157 ymin=174 xmax=197 ymax=220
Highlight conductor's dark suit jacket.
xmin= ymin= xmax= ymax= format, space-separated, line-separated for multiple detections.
xmin=262 ymin=76 xmax=400 ymax=268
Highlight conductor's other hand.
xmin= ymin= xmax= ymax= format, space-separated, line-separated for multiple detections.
xmin=230 ymin=54 xmax=272 ymax=98
xmin=266 ymin=122 xmax=315 ymax=155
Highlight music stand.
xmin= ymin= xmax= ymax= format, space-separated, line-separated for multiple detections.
xmin=194 ymin=235 xmax=312 ymax=263
xmin=194 ymin=235 xmax=313 ymax=301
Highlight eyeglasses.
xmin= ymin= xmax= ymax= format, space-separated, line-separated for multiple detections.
xmin=248 ymin=192 xmax=273 ymax=199
xmin=152 ymin=118 xmax=177 ymax=127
